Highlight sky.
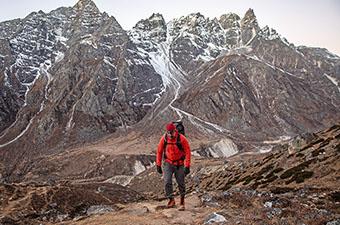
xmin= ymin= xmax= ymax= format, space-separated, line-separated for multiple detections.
xmin=0 ymin=0 xmax=339 ymax=55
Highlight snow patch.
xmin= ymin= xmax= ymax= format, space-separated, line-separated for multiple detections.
xmin=263 ymin=136 xmax=291 ymax=144
xmin=210 ymin=138 xmax=238 ymax=158
xmin=4 ymin=69 xmax=11 ymax=87
xmin=103 ymin=56 xmax=117 ymax=69
xmin=104 ymin=175 xmax=133 ymax=186
xmin=80 ymin=38 xmax=97 ymax=49
xmin=54 ymin=28 xmax=68 ymax=46
xmin=173 ymin=107 xmax=228 ymax=134
xmin=134 ymin=160 xmax=146 ymax=175
xmin=258 ymin=146 xmax=273 ymax=153
xmin=147 ymin=45 xmax=172 ymax=87
xmin=0 ymin=116 xmax=34 ymax=148
xmin=54 ymin=51 xmax=64 ymax=63
xmin=143 ymin=86 xmax=166 ymax=106
xmin=325 ymin=74 xmax=340 ymax=93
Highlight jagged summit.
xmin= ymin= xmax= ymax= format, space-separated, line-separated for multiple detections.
xmin=257 ymin=25 xmax=290 ymax=45
xmin=73 ymin=0 xmax=100 ymax=15
xmin=133 ymin=13 xmax=166 ymax=32
xmin=219 ymin=13 xmax=240 ymax=29
xmin=242 ymin=8 xmax=257 ymax=23
xmin=131 ymin=13 xmax=167 ymax=43
xmin=240 ymin=8 xmax=260 ymax=45
xmin=173 ymin=12 xmax=207 ymax=29
xmin=73 ymin=0 xmax=99 ymax=10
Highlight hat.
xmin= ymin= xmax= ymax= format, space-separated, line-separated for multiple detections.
xmin=166 ymin=123 xmax=176 ymax=131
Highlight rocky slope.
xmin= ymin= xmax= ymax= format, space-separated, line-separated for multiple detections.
xmin=1 ymin=124 xmax=338 ymax=224
xmin=0 ymin=182 xmax=144 ymax=224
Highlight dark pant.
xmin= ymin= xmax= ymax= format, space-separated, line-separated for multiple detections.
xmin=163 ymin=161 xmax=186 ymax=199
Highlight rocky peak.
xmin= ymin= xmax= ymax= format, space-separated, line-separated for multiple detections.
xmin=240 ymin=8 xmax=260 ymax=45
xmin=257 ymin=25 xmax=289 ymax=45
xmin=134 ymin=13 xmax=166 ymax=30
xmin=133 ymin=13 xmax=166 ymax=41
xmin=184 ymin=12 xmax=206 ymax=27
xmin=73 ymin=0 xmax=100 ymax=13
xmin=69 ymin=0 xmax=113 ymax=38
xmin=219 ymin=13 xmax=241 ymax=48
xmin=173 ymin=12 xmax=206 ymax=29
xmin=130 ymin=13 xmax=166 ymax=44
xmin=219 ymin=13 xmax=240 ymax=30
xmin=170 ymin=12 xmax=224 ymax=38
xmin=241 ymin=8 xmax=258 ymax=26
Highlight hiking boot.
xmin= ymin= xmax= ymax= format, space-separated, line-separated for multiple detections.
xmin=178 ymin=196 xmax=185 ymax=211
xmin=167 ymin=198 xmax=175 ymax=208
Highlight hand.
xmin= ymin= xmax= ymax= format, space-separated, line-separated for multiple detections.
xmin=157 ymin=165 xmax=163 ymax=174
xmin=184 ymin=167 xmax=190 ymax=175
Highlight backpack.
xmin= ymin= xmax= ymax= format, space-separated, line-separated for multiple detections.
xmin=163 ymin=121 xmax=185 ymax=161
xmin=173 ymin=121 xmax=185 ymax=136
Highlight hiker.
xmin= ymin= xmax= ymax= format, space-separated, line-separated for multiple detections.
xmin=156 ymin=122 xmax=191 ymax=211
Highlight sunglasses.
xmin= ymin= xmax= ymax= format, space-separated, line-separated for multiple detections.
xmin=167 ymin=130 xmax=175 ymax=135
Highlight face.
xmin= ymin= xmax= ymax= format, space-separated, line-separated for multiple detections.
xmin=167 ymin=130 xmax=175 ymax=139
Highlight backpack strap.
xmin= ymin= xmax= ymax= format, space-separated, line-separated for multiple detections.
xmin=163 ymin=133 xmax=185 ymax=162
xmin=176 ymin=134 xmax=184 ymax=152
xmin=163 ymin=134 xmax=168 ymax=159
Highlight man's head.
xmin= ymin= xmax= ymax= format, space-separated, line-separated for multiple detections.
xmin=166 ymin=123 xmax=176 ymax=139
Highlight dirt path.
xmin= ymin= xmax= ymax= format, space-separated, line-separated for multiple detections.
xmin=62 ymin=194 xmax=215 ymax=225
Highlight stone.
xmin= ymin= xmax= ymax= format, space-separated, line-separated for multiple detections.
xmin=87 ymin=205 xmax=113 ymax=216
xmin=204 ymin=212 xmax=227 ymax=224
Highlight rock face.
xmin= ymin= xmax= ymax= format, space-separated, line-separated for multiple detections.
xmin=0 ymin=0 xmax=340 ymax=180
xmin=0 ymin=0 xmax=163 ymax=167
xmin=240 ymin=9 xmax=260 ymax=45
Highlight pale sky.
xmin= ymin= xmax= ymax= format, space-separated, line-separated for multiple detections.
xmin=0 ymin=0 xmax=339 ymax=55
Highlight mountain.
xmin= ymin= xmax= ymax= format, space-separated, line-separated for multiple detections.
xmin=0 ymin=0 xmax=164 ymax=176
xmin=0 ymin=0 xmax=339 ymax=182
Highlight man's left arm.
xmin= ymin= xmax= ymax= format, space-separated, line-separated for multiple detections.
xmin=181 ymin=135 xmax=191 ymax=168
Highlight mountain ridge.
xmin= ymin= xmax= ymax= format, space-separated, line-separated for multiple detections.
xmin=0 ymin=0 xmax=339 ymax=182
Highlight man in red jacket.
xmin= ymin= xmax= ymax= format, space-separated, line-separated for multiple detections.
xmin=156 ymin=122 xmax=191 ymax=211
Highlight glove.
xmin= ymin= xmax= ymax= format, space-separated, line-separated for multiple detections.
xmin=184 ymin=167 xmax=190 ymax=175
xmin=157 ymin=165 xmax=163 ymax=174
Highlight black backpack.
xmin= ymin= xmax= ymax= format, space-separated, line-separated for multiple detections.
xmin=173 ymin=121 xmax=185 ymax=136
xmin=163 ymin=121 xmax=185 ymax=160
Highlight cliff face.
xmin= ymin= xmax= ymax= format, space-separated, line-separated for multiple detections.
xmin=0 ymin=0 xmax=163 ymax=162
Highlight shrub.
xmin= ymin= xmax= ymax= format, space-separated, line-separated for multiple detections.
xmin=285 ymin=170 xmax=314 ymax=184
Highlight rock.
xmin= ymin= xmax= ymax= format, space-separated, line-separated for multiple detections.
xmin=201 ymin=193 xmax=220 ymax=207
xmin=204 ymin=212 xmax=227 ymax=224
xmin=99 ymin=155 xmax=106 ymax=161
xmin=326 ymin=219 xmax=340 ymax=225
xmin=56 ymin=214 xmax=69 ymax=222
xmin=114 ymin=203 xmax=126 ymax=210
xmin=266 ymin=208 xmax=282 ymax=219
xmin=86 ymin=205 xmax=113 ymax=216
xmin=264 ymin=201 xmax=273 ymax=208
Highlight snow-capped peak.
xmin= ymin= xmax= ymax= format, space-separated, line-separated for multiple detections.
xmin=131 ymin=13 xmax=167 ymax=43
xmin=258 ymin=26 xmax=290 ymax=45
xmin=73 ymin=0 xmax=99 ymax=13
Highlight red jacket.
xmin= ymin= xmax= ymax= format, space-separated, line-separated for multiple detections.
xmin=156 ymin=131 xmax=191 ymax=167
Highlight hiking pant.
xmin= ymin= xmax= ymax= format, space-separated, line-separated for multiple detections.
xmin=163 ymin=161 xmax=185 ymax=199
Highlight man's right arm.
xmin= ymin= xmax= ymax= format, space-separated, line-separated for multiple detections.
xmin=156 ymin=135 xmax=165 ymax=167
